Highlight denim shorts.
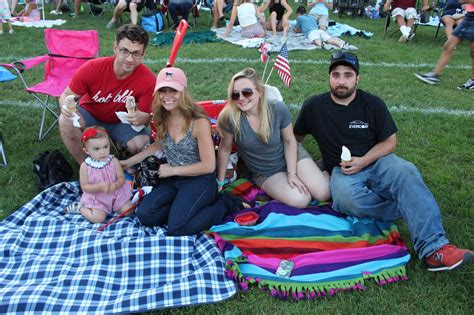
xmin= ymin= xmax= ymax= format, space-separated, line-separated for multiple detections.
xmin=253 ymin=143 xmax=313 ymax=187
xmin=452 ymin=12 xmax=474 ymax=42
xmin=78 ymin=106 xmax=150 ymax=147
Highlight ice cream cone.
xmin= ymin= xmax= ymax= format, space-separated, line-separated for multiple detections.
xmin=126 ymin=96 xmax=136 ymax=114
xmin=65 ymin=95 xmax=76 ymax=112
xmin=341 ymin=145 xmax=352 ymax=162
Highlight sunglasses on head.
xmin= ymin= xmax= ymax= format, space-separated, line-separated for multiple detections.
xmin=231 ymin=88 xmax=254 ymax=101
xmin=331 ymin=52 xmax=358 ymax=65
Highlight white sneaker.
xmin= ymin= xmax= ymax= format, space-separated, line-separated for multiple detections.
xmin=400 ymin=25 xmax=410 ymax=38
xmin=322 ymin=42 xmax=337 ymax=51
xmin=399 ymin=34 xmax=408 ymax=43
xmin=342 ymin=42 xmax=358 ymax=51
xmin=50 ymin=10 xmax=62 ymax=15
xmin=8 ymin=29 xmax=13 ymax=34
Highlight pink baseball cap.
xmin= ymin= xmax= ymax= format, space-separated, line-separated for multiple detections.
xmin=154 ymin=67 xmax=187 ymax=93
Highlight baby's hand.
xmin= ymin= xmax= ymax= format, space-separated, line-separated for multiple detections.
xmin=98 ymin=182 xmax=111 ymax=193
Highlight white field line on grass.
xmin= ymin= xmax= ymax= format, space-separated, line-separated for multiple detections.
xmin=1 ymin=100 xmax=472 ymax=116
xmin=0 ymin=56 xmax=470 ymax=70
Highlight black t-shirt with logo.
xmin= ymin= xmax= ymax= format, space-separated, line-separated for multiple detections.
xmin=294 ymin=89 xmax=398 ymax=173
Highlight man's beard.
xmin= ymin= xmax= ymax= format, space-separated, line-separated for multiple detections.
xmin=330 ymin=85 xmax=356 ymax=100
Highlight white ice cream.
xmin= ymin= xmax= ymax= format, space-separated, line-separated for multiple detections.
xmin=341 ymin=146 xmax=352 ymax=162
xmin=126 ymin=96 xmax=136 ymax=114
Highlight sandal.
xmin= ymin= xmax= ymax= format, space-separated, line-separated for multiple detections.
xmin=64 ymin=202 xmax=81 ymax=214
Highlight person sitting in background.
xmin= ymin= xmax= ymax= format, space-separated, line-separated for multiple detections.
xmin=384 ymin=0 xmax=429 ymax=42
xmin=441 ymin=0 xmax=465 ymax=38
xmin=211 ymin=0 xmax=233 ymax=29
xmin=167 ymin=0 xmax=193 ymax=29
xmin=294 ymin=6 xmax=357 ymax=50
xmin=106 ymin=0 xmax=156 ymax=29
xmin=224 ymin=0 xmax=266 ymax=38
xmin=307 ymin=0 xmax=333 ymax=31
xmin=15 ymin=0 xmax=37 ymax=18
xmin=50 ymin=0 xmax=63 ymax=15
xmin=260 ymin=0 xmax=293 ymax=38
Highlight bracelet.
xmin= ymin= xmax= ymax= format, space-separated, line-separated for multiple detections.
xmin=287 ymin=171 xmax=296 ymax=175
xmin=216 ymin=179 xmax=226 ymax=186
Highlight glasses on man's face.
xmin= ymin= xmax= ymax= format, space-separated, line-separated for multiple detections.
xmin=118 ymin=47 xmax=143 ymax=59
xmin=231 ymin=88 xmax=254 ymax=101
xmin=331 ymin=52 xmax=358 ymax=65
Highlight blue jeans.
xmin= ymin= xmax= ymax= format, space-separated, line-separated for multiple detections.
xmin=168 ymin=2 xmax=192 ymax=27
xmin=330 ymin=154 xmax=448 ymax=259
xmin=137 ymin=173 xmax=228 ymax=236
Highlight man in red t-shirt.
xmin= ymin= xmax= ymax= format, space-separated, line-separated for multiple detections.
xmin=59 ymin=24 xmax=156 ymax=164
xmin=384 ymin=0 xmax=429 ymax=42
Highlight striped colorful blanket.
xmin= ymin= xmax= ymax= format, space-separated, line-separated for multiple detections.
xmin=209 ymin=201 xmax=410 ymax=299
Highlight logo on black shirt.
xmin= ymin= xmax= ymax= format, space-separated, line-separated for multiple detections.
xmin=349 ymin=120 xmax=369 ymax=129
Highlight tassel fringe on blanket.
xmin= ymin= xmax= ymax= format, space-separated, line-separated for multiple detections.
xmin=209 ymin=201 xmax=410 ymax=300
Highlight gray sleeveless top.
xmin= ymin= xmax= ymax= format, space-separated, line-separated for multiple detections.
xmin=164 ymin=120 xmax=200 ymax=166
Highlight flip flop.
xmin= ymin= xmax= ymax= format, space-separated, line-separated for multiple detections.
xmin=64 ymin=202 xmax=81 ymax=214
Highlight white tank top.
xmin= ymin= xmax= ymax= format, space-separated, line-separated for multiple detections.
xmin=238 ymin=3 xmax=258 ymax=27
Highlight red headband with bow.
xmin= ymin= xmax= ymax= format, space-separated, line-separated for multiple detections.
xmin=81 ymin=128 xmax=107 ymax=143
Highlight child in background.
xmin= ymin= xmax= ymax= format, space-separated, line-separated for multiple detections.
xmin=66 ymin=126 xmax=133 ymax=223
xmin=0 ymin=0 xmax=14 ymax=34
xmin=15 ymin=0 xmax=39 ymax=21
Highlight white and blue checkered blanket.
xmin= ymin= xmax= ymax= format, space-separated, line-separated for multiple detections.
xmin=0 ymin=182 xmax=236 ymax=313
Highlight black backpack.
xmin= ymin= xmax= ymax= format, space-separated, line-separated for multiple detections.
xmin=33 ymin=150 xmax=73 ymax=191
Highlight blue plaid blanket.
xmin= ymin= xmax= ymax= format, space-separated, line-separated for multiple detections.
xmin=0 ymin=182 xmax=236 ymax=313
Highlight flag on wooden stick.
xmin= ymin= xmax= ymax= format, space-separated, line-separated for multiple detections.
xmin=273 ymin=42 xmax=291 ymax=88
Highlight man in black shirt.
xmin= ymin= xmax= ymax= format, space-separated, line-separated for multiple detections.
xmin=294 ymin=52 xmax=473 ymax=272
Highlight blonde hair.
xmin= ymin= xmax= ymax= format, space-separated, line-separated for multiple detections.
xmin=218 ymin=67 xmax=273 ymax=143
xmin=153 ymin=88 xmax=208 ymax=140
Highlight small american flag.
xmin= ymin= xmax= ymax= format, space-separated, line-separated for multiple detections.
xmin=273 ymin=42 xmax=291 ymax=87
xmin=258 ymin=42 xmax=270 ymax=63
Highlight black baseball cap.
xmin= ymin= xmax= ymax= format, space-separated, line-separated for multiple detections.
xmin=329 ymin=52 xmax=360 ymax=74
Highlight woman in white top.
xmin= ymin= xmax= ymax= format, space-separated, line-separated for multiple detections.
xmin=224 ymin=0 xmax=266 ymax=38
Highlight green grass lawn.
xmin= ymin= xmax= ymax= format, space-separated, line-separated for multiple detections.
xmin=0 ymin=4 xmax=473 ymax=314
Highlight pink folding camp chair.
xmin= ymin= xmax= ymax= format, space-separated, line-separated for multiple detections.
xmin=2 ymin=29 xmax=100 ymax=140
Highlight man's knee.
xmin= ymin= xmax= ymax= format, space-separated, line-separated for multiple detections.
xmin=383 ymin=155 xmax=419 ymax=177
xmin=116 ymin=0 xmax=127 ymax=10
xmin=125 ymin=135 xmax=149 ymax=153
xmin=59 ymin=114 xmax=79 ymax=134
xmin=129 ymin=2 xmax=137 ymax=11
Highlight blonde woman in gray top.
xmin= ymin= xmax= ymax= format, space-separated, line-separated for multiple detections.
xmin=217 ymin=68 xmax=330 ymax=208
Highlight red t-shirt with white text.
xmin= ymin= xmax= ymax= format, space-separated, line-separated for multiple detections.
xmin=69 ymin=56 xmax=156 ymax=124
